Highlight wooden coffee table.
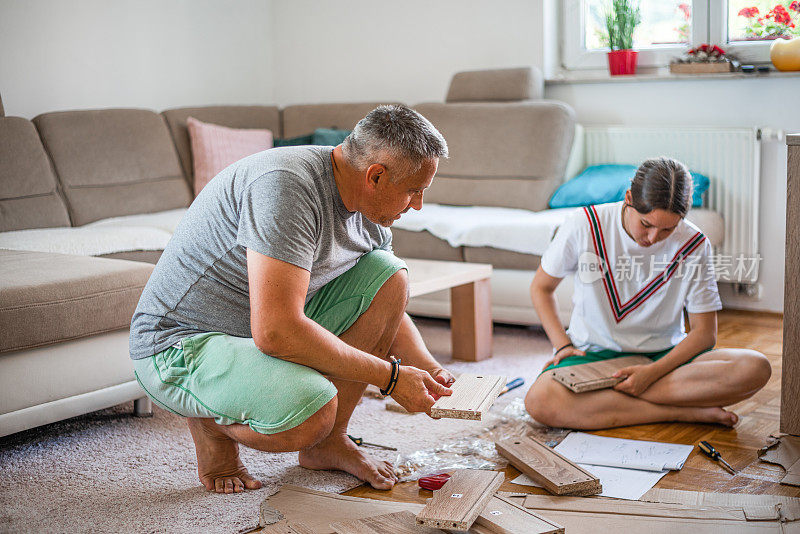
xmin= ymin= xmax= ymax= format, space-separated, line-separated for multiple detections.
xmin=404 ymin=258 xmax=493 ymax=361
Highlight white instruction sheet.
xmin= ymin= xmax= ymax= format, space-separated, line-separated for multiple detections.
xmin=512 ymin=465 xmax=669 ymax=500
xmin=554 ymin=432 xmax=693 ymax=471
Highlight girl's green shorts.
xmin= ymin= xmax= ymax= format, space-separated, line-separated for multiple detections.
xmin=542 ymin=347 xmax=710 ymax=374
xmin=133 ymin=249 xmax=406 ymax=435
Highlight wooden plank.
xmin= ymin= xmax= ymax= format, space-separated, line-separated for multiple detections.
xmin=430 ymin=373 xmax=505 ymax=420
xmin=451 ymin=279 xmax=493 ymax=361
xmin=783 ymin=139 xmax=800 ymax=435
xmin=331 ymin=511 xmax=446 ymax=534
xmin=415 ymin=469 xmax=504 ymax=531
xmin=474 ymin=494 xmax=564 ymax=534
xmin=550 ymin=356 xmax=652 ymax=393
xmin=495 ymin=436 xmax=601 ymax=496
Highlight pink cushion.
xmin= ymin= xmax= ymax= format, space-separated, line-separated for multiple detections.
xmin=186 ymin=116 xmax=273 ymax=196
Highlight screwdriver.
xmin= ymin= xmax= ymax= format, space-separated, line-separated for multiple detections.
xmin=698 ymin=441 xmax=736 ymax=475
xmin=348 ymin=434 xmax=397 ymax=451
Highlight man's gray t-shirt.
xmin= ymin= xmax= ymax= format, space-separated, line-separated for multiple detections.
xmin=129 ymin=146 xmax=392 ymax=360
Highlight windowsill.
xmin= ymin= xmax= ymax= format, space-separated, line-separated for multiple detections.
xmin=545 ymin=66 xmax=800 ymax=85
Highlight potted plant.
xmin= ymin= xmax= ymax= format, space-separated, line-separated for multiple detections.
xmin=602 ymin=0 xmax=642 ymax=75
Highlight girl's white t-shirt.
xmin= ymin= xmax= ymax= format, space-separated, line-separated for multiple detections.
xmin=540 ymin=201 xmax=722 ymax=353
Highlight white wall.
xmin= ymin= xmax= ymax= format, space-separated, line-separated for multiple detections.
xmin=546 ymin=78 xmax=797 ymax=312
xmin=0 ymin=0 xmax=273 ymax=118
xmin=270 ymin=0 xmax=546 ymax=106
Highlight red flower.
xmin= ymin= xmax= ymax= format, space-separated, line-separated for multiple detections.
xmin=738 ymin=7 xmax=759 ymax=17
xmin=790 ymin=1 xmax=800 ymax=12
xmin=679 ymin=3 xmax=691 ymax=19
xmin=712 ymin=45 xmax=726 ymax=56
xmin=768 ymin=5 xmax=791 ymax=24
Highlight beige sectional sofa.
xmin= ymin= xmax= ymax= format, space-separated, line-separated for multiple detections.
xmin=0 ymin=67 xmax=614 ymax=436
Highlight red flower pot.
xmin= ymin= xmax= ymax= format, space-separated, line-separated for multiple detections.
xmin=607 ymin=49 xmax=639 ymax=75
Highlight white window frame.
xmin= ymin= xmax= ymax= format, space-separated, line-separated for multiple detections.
xmin=562 ymin=0 xmax=774 ymax=71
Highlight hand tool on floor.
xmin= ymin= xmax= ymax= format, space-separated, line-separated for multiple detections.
xmin=418 ymin=472 xmax=451 ymax=491
xmin=347 ymin=434 xmax=397 ymax=451
xmin=698 ymin=440 xmax=737 ymax=475
xmin=499 ymin=377 xmax=525 ymax=396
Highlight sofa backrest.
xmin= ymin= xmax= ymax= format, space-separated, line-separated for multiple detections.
xmin=34 ymin=109 xmax=192 ymax=226
xmin=0 ymin=117 xmax=71 ymax=232
xmin=162 ymin=105 xmax=281 ymax=185
xmin=445 ymin=67 xmax=544 ymax=103
xmin=281 ymin=102 xmax=395 ymax=138
xmin=414 ymin=101 xmax=575 ymax=212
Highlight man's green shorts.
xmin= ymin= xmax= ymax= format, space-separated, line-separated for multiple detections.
xmin=542 ymin=347 xmax=710 ymax=374
xmin=133 ymin=249 xmax=406 ymax=435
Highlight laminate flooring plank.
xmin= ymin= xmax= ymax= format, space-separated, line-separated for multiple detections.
xmin=416 ymin=469 xmax=504 ymax=531
xmin=331 ymin=511 xmax=446 ymax=534
xmin=430 ymin=374 xmax=505 ymax=420
xmin=495 ymin=436 xmax=601 ymax=496
xmin=551 ymin=356 xmax=652 ymax=392
xmin=474 ymin=495 xmax=564 ymax=534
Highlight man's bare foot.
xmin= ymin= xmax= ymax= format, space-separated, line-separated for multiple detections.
xmin=298 ymin=432 xmax=397 ymax=490
xmin=187 ymin=418 xmax=263 ymax=494
xmin=685 ymin=406 xmax=739 ymax=427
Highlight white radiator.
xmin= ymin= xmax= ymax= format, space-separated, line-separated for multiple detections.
xmin=569 ymin=126 xmax=761 ymax=283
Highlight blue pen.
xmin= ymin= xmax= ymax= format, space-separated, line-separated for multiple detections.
xmin=499 ymin=377 xmax=525 ymax=396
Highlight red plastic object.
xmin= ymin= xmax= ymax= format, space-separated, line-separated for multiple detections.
xmin=607 ymin=49 xmax=639 ymax=75
xmin=418 ymin=473 xmax=451 ymax=491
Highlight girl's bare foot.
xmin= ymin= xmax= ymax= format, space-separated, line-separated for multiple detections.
xmin=187 ymin=418 xmax=263 ymax=494
xmin=685 ymin=406 xmax=739 ymax=427
xmin=298 ymin=432 xmax=397 ymax=490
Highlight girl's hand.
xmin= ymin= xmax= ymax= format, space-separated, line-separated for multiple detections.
xmin=612 ymin=364 xmax=661 ymax=397
xmin=543 ymin=346 xmax=586 ymax=370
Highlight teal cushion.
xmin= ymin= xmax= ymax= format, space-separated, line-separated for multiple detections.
xmin=273 ymin=133 xmax=314 ymax=147
xmin=549 ymin=164 xmax=709 ymax=209
xmin=311 ymin=128 xmax=351 ymax=146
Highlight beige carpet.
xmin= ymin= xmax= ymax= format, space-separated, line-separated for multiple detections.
xmin=0 ymin=319 xmax=554 ymax=533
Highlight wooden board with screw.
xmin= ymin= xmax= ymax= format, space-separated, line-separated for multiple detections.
xmin=495 ymin=436 xmax=601 ymax=496
xmin=416 ymin=469 xmax=504 ymax=531
xmin=550 ymin=356 xmax=651 ymax=393
xmin=331 ymin=511 xmax=446 ymax=534
xmin=430 ymin=373 xmax=505 ymax=420
xmin=474 ymin=494 xmax=564 ymax=534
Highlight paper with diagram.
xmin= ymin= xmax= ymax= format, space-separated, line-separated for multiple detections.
xmin=554 ymin=432 xmax=693 ymax=472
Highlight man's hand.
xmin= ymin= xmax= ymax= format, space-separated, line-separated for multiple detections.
xmin=542 ymin=346 xmax=586 ymax=371
xmin=391 ymin=366 xmax=452 ymax=416
xmin=612 ymin=364 xmax=662 ymax=397
xmin=429 ymin=367 xmax=456 ymax=400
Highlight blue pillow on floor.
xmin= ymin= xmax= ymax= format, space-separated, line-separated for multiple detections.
xmin=549 ymin=164 xmax=710 ymax=209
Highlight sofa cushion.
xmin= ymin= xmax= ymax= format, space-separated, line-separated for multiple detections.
xmin=33 ymin=109 xmax=192 ymax=226
xmin=162 ymin=105 xmax=281 ymax=184
xmin=446 ymin=67 xmax=544 ymax=102
xmin=281 ymin=102 xmax=397 ymax=138
xmin=0 ymin=250 xmax=153 ymax=353
xmin=413 ymin=102 xmax=575 ymax=211
xmin=390 ymin=228 xmax=463 ymax=262
xmin=0 ymin=117 xmax=71 ymax=232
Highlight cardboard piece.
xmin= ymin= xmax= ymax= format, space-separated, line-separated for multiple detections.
xmin=416 ymin=469 xmax=504 ymax=531
xmin=758 ymin=433 xmax=800 ymax=486
xmin=551 ymin=356 xmax=652 ymax=393
xmin=430 ymin=373 xmax=505 ymax=420
xmin=331 ymin=511 xmax=446 ymax=534
xmin=640 ymin=488 xmax=800 ymax=522
xmin=474 ymin=494 xmax=564 ymax=534
xmin=260 ymin=522 xmax=316 ymax=534
xmin=495 ymin=436 xmax=601 ymax=496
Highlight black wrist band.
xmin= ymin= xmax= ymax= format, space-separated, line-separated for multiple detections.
xmin=555 ymin=342 xmax=574 ymax=355
xmin=380 ymin=356 xmax=402 ymax=396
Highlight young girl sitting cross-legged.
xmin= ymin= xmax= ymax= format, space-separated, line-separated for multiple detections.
xmin=525 ymin=156 xmax=771 ymax=430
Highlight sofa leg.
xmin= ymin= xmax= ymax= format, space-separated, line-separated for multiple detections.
xmin=133 ymin=397 xmax=153 ymax=417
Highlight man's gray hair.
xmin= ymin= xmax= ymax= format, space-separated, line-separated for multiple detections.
xmin=343 ymin=105 xmax=448 ymax=180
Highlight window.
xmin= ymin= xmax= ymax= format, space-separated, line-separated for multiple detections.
xmin=562 ymin=0 xmax=799 ymax=70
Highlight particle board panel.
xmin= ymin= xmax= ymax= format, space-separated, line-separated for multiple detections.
xmin=783 ymin=139 xmax=800 ymax=435
xmin=416 ymin=469 xmax=504 ymax=531
xmin=474 ymin=494 xmax=564 ymax=534
xmin=331 ymin=511 xmax=446 ymax=534
xmin=550 ymin=355 xmax=652 ymax=393
xmin=495 ymin=436 xmax=601 ymax=496
xmin=430 ymin=373 xmax=505 ymax=420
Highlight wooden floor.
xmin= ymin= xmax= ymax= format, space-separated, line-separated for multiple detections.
xmin=345 ymin=309 xmax=798 ymax=504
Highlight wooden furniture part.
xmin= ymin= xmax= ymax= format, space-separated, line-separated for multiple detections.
xmin=430 ymin=373 xmax=505 ymax=420
xmin=495 ymin=436 xmax=601 ymax=496
xmin=550 ymin=355 xmax=652 ymax=393
xmin=415 ymin=469 xmax=504 ymax=531
xmin=474 ymin=494 xmax=564 ymax=534
xmin=331 ymin=511 xmax=446 ymax=534
xmin=406 ymin=258 xmax=493 ymax=361
xmin=260 ymin=522 xmax=316 ymax=534
xmin=784 ymin=133 xmax=800 ymax=436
